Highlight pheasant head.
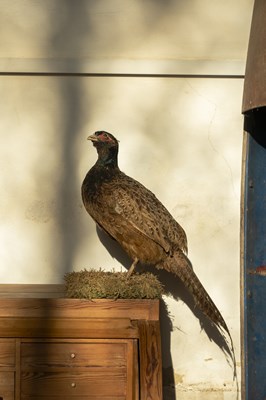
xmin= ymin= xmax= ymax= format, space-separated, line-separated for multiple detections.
xmin=88 ymin=131 xmax=119 ymax=168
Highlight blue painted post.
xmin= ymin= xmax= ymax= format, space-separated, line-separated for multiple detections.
xmin=243 ymin=111 xmax=266 ymax=399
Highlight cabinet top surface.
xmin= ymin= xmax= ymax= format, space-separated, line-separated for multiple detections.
xmin=0 ymin=297 xmax=159 ymax=321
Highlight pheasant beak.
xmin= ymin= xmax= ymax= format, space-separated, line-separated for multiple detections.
xmin=87 ymin=134 xmax=99 ymax=142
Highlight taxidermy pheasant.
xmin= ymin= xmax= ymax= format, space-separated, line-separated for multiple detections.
xmin=82 ymin=130 xmax=235 ymax=371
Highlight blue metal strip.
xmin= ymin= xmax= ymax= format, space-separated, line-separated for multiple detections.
xmin=244 ymin=112 xmax=266 ymax=399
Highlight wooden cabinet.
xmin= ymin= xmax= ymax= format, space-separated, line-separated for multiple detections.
xmin=0 ymin=294 xmax=162 ymax=400
xmin=0 ymin=340 xmax=15 ymax=400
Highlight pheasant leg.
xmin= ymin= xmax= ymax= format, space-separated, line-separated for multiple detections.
xmin=127 ymin=257 xmax=139 ymax=276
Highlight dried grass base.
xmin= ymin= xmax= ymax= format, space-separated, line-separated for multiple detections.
xmin=65 ymin=269 xmax=164 ymax=299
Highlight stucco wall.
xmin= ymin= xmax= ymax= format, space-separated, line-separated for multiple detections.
xmin=0 ymin=0 xmax=254 ymax=398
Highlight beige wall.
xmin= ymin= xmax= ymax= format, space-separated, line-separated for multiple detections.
xmin=0 ymin=0 xmax=251 ymax=60
xmin=0 ymin=0 xmax=252 ymax=75
xmin=0 ymin=0 xmax=254 ymax=398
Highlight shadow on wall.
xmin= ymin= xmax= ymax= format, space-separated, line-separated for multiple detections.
xmin=25 ymin=2 xmax=90 ymax=398
xmin=53 ymin=78 xmax=85 ymax=275
xmin=48 ymin=2 xmax=89 ymax=275
xmin=97 ymin=226 xmax=234 ymax=399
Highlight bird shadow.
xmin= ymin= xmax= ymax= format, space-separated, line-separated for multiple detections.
xmin=96 ymin=226 xmax=236 ymax=398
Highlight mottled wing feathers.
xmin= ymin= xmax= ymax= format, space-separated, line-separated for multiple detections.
xmin=94 ymin=172 xmax=188 ymax=256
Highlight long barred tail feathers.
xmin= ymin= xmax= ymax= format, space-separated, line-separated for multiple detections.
xmin=160 ymin=250 xmax=237 ymax=383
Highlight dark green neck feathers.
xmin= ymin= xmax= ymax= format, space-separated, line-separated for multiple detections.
xmin=95 ymin=143 xmax=119 ymax=168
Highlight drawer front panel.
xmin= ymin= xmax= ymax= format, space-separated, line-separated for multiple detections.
xmin=21 ymin=341 xmax=127 ymax=368
xmin=0 ymin=371 xmax=14 ymax=400
xmin=21 ymin=397 xmax=125 ymax=400
xmin=21 ymin=369 xmax=126 ymax=397
xmin=0 ymin=340 xmax=15 ymax=367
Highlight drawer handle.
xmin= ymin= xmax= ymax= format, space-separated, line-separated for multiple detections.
xmin=71 ymin=382 xmax=76 ymax=388
xmin=70 ymin=353 xmax=76 ymax=359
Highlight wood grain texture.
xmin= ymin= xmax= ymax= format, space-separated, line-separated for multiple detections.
xmin=0 ymin=317 xmax=138 ymax=339
xmin=21 ymin=397 xmax=126 ymax=400
xmin=21 ymin=370 xmax=127 ymax=397
xmin=138 ymin=320 xmax=162 ymax=400
xmin=21 ymin=341 xmax=128 ymax=369
xmin=0 ymin=297 xmax=159 ymax=320
xmin=0 ymin=372 xmax=14 ymax=400
xmin=0 ymin=284 xmax=65 ymax=298
xmin=0 ymin=340 xmax=15 ymax=368
xmin=124 ymin=339 xmax=139 ymax=400
xmin=15 ymin=339 xmax=20 ymax=400
xmin=19 ymin=339 xmax=138 ymax=399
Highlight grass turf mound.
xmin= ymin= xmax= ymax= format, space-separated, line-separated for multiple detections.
xmin=65 ymin=269 xmax=164 ymax=299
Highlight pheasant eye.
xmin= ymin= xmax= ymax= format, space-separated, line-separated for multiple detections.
xmin=101 ymin=133 xmax=112 ymax=142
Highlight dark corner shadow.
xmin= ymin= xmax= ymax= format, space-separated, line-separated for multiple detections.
xmin=96 ymin=226 xmax=235 ymax=399
xmin=244 ymin=107 xmax=266 ymax=148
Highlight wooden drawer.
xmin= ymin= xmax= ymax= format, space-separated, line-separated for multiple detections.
xmin=21 ymin=368 xmax=126 ymax=399
xmin=21 ymin=340 xmax=128 ymax=368
xmin=0 ymin=340 xmax=15 ymax=368
xmin=0 ymin=372 xmax=14 ymax=400
xmin=21 ymin=370 xmax=126 ymax=399
xmin=21 ymin=339 xmax=138 ymax=399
